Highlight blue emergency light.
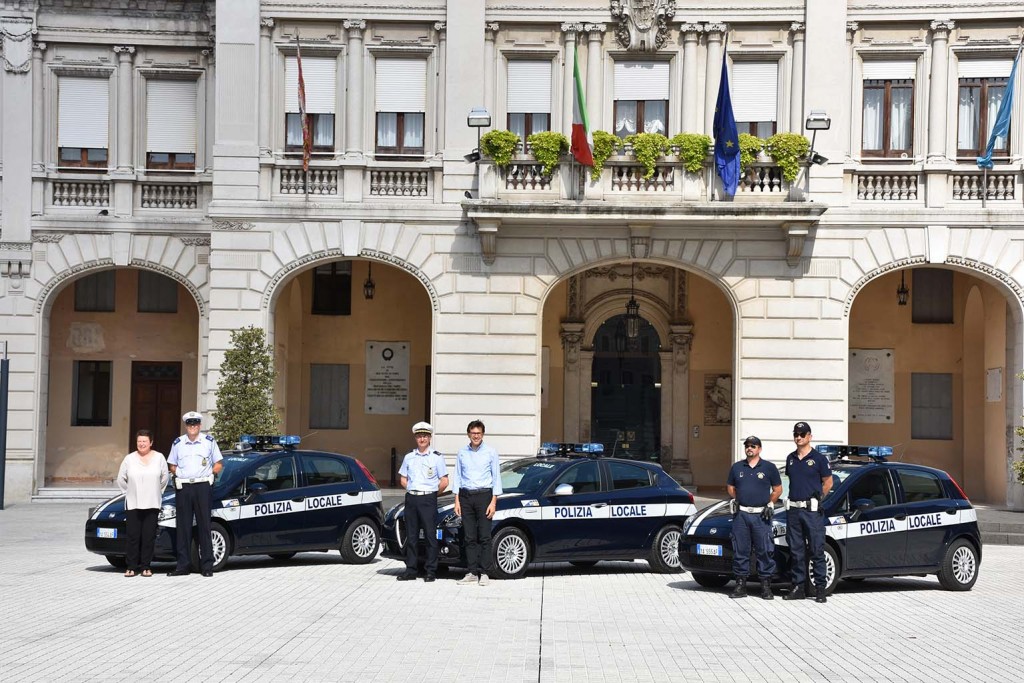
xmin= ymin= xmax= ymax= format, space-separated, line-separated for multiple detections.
xmin=239 ymin=434 xmax=301 ymax=449
xmin=818 ymin=444 xmax=893 ymax=461
xmin=538 ymin=442 xmax=605 ymax=457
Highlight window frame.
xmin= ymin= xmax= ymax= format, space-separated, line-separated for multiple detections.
xmin=895 ymin=468 xmax=946 ymax=503
xmin=137 ymin=270 xmax=179 ymax=314
xmin=612 ymin=99 xmax=669 ymax=139
xmin=74 ymin=271 xmax=116 ymax=312
xmin=72 ymin=360 xmax=113 ymax=427
xmin=58 ymin=147 xmax=109 ymax=170
xmin=145 ymin=152 xmax=196 ymax=171
xmin=861 ymin=78 xmax=915 ymax=158
xmin=374 ymin=111 xmax=425 ymax=157
xmin=507 ymin=112 xmax=550 ymax=141
xmin=956 ymin=76 xmax=1010 ymax=158
xmin=311 ymin=262 xmax=352 ymax=316
xmin=285 ymin=112 xmax=336 ymax=153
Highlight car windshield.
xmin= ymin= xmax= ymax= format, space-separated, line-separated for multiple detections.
xmin=779 ymin=469 xmax=851 ymax=504
xmin=500 ymin=459 xmax=560 ymax=494
xmin=215 ymin=456 xmax=252 ymax=488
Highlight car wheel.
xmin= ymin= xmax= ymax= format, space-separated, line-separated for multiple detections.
xmin=569 ymin=561 xmax=598 ymax=569
xmin=105 ymin=555 xmax=127 ymax=569
xmin=269 ymin=552 xmax=297 ymax=561
xmin=491 ymin=527 xmax=531 ymax=580
xmin=807 ymin=543 xmax=840 ymax=595
xmin=648 ymin=523 xmax=683 ymax=573
xmin=937 ymin=538 xmax=979 ymax=591
xmin=191 ymin=521 xmax=231 ymax=572
xmin=340 ymin=517 xmax=380 ymax=564
xmin=691 ymin=572 xmax=730 ymax=589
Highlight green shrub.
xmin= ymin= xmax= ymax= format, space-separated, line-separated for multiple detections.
xmin=527 ymin=131 xmax=570 ymax=176
xmin=479 ymin=129 xmax=521 ymax=169
xmin=669 ymin=133 xmax=712 ymax=174
xmin=764 ymin=132 xmax=811 ymax=183
xmin=210 ymin=326 xmax=280 ymax=448
xmin=624 ymin=132 xmax=669 ymax=180
xmin=738 ymin=133 xmax=763 ymax=174
xmin=590 ymin=130 xmax=622 ymax=181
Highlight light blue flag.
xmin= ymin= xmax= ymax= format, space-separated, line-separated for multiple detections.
xmin=977 ymin=47 xmax=1021 ymax=169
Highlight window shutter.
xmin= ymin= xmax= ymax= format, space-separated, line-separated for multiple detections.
xmin=507 ymin=60 xmax=552 ymax=113
xmin=285 ymin=56 xmax=337 ymax=113
xmin=309 ymin=364 xmax=350 ymax=429
xmin=862 ymin=61 xmax=916 ymax=80
xmin=731 ymin=61 xmax=778 ymax=122
xmin=375 ymin=58 xmax=427 ymax=112
xmin=613 ymin=61 xmax=669 ymax=100
xmin=957 ymin=58 xmax=1013 ymax=79
xmin=146 ymin=80 xmax=197 ymax=153
xmin=58 ymin=76 xmax=110 ymax=148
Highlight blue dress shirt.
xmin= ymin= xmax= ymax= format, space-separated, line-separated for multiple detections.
xmin=453 ymin=442 xmax=502 ymax=495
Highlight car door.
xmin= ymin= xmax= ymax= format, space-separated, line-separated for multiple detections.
xmin=601 ymin=460 xmax=662 ymax=556
xmin=842 ymin=468 xmax=908 ymax=571
xmin=895 ymin=467 xmax=956 ymax=568
xmin=533 ymin=460 xmax=609 ymax=559
xmin=233 ymin=455 xmax=313 ymax=552
xmin=298 ymin=453 xmax=364 ymax=547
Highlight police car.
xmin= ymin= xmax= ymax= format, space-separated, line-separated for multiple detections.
xmin=679 ymin=445 xmax=982 ymax=594
xmin=85 ymin=435 xmax=384 ymax=571
xmin=381 ymin=443 xmax=697 ymax=579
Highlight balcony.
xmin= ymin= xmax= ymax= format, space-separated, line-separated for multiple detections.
xmin=268 ymin=157 xmax=443 ymax=203
xmin=43 ymin=172 xmax=211 ymax=217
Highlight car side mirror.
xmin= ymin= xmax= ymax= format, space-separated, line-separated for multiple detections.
xmin=247 ymin=482 xmax=268 ymax=502
xmin=553 ymin=483 xmax=574 ymax=496
xmin=849 ymin=497 xmax=875 ymax=522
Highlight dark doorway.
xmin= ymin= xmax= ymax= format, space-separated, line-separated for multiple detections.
xmin=130 ymin=362 xmax=182 ymax=456
xmin=590 ymin=314 xmax=661 ymax=462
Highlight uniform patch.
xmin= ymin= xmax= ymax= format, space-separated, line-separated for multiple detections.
xmin=756 ymin=472 xmax=765 ymax=479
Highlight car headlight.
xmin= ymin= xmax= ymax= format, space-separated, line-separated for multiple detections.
xmin=772 ymin=520 xmax=787 ymax=537
xmin=682 ymin=516 xmax=695 ymax=534
xmin=158 ymin=504 xmax=176 ymax=522
xmin=385 ymin=503 xmax=405 ymax=523
xmin=442 ymin=513 xmax=462 ymax=529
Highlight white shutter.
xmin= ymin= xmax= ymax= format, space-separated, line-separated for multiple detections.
xmin=146 ymin=80 xmax=197 ymax=153
xmin=285 ymin=56 xmax=337 ymax=113
xmin=731 ymin=61 xmax=778 ymax=122
xmin=862 ymin=60 xmax=916 ymax=80
xmin=507 ymin=60 xmax=552 ymax=113
xmin=614 ymin=61 xmax=669 ymax=100
xmin=58 ymin=76 xmax=109 ymax=148
xmin=958 ymin=58 xmax=1013 ymax=79
xmin=375 ymin=58 xmax=427 ymax=112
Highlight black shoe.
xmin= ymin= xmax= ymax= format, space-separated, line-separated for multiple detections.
xmin=167 ymin=569 xmax=191 ymax=577
xmin=760 ymin=582 xmax=774 ymax=600
xmin=783 ymin=585 xmax=805 ymax=600
xmin=729 ymin=579 xmax=747 ymax=599
xmin=423 ymin=574 xmax=436 ymax=582
xmin=396 ymin=572 xmax=417 ymax=581
xmin=815 ymin=586 xmax=827 ymax=603
xmin=202 ymin=570 xmax=213 ymax=577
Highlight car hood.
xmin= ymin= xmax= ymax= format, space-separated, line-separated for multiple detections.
xmin=684 ymin=499 xmax=791 ymax=536
xmin=385 ymin=492 xmax=526 ymax=522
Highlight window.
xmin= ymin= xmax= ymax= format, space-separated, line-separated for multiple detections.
xmin=507 ymin=60 xmax=551 ymax=140
xmin=249 ymin=457 xmax=296 ymax=492
xmin=732 ymin=61 xmax=779 ymax=138
xmin=552 ymin=461 xmax=601 ymax=494
xmin=58 ymin=76 xmax=110 ymax=169
xmin=311 ymin=261 xmax=352 ymax=315
xmin=72 ymin=360 xmax=112 ymax=426
xmin=911 ymin=373 xmax=953 ymax=440
xmin=896 ymin=469 xmax=945 ymax=503
xmin=137 ymin=271 xmax=178 ymax=313
xmin=375 ymin=58 xmax=427 ymax=155
xmin=285 ymin=55 xmax=337 ymax=153
xmin=309 ymin=363 xmax=350 ymax=429
xmin=846 ymin=470 xmax=894 ymax=510
xmin=609 ymin=461 xmax=652 ymax=490
xmin=301 ymin=454 xmax=353 ymax=486
xmin=74 ymin=271 xmax=116 ymax=312
xmin=146 ymin=79 xmax=197 ymax=170
xmin=613 ymin=61 xmax=669 ymax=138
xmin=957 ymin=59 xmax=1012 ymax=157
xmin=912 ymin=268 xmax=953 ymax=324
xmin=862 ymin=61 xmax=916 ymax=157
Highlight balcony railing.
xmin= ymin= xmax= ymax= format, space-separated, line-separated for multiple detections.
xmin=951 ymin=171 xmax=1016 ymax=201
xmin=52 ymin=179 xmax=110 ymax=207
xmin=855 ymin=171 xmax=920 ymax=201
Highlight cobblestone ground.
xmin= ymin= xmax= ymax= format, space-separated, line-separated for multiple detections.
xmin=2 ymin=502 xmax=1023 ymax=682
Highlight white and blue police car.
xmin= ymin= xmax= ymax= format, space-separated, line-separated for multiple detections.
xmin=382 ymin=443 xmax=698 ymax=579
xmin=85 ymin=435 xmax=384 ymax=571
xmin=679 ymin=445 xmax=982 ymax=595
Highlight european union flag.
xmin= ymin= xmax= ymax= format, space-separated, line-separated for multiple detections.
xmin=977 ymin=45 xmax=1021 ymax=170
xmin=713 ymin=51 xmax=740 ymax=196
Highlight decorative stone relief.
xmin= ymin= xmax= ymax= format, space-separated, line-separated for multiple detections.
xmin=567 ymin=274 xmax=582 ymax=319
xmin=930 ymin=20 xmax=955 ymax=37
xmin=0 ymin=242 xmax=32 ymax=279
xmin=610 ymin=0 xmax=675 ymax=52
xmin=585 ymin=264 xmax=671 ymax=281
xmin=32 ymin=233 xmax=65 ymax=243
xmin=179 ymin=236 xmax=211 ymax=247
xmin=673 ymin=270 xmax=687 ymax=321
xmin=212 ymin=219 xmax=254 ymax=231
xmin=2 ymin=17 xmax=34 ymax=73
xmin=560 ymin=323 xmax=585 ymax=367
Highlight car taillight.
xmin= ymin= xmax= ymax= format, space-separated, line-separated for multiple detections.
xmin=356 ymin=459 xmax=378 ymax=486
xmin=948 ymin=475 xmax=970 ymax=502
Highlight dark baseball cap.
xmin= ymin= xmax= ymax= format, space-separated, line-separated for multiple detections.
xmin=742 ymin=436 xmax=762 ymax=447
xmin=793 ymin=421 xmax=811 ymax=434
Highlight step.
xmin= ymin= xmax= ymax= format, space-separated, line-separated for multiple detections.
xmin=981 ymin=531 xmax=1024 ymax=546
xmin=978 ymin=520 xmax=1024 ymax=534
xmin=32 ymin=487 xmax=119 ymax=503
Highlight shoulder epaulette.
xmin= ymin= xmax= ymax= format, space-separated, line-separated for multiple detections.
xmin=205 ymin=434 xmax=214 ymax=441
xmin=172 ymin=437 xmax=181 ymax=445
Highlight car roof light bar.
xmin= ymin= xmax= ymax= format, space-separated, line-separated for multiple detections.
xmin=239 ymin=434 xmax=301 ymax=449
xmin=817 ymin=444 xmax=893 ymax=462
xmin=538 ymin=442 xmax=605 ymax=457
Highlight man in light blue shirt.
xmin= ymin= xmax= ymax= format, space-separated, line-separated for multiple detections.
xmin=453 ymin=420 xmax=502 ymax=585
xmin=166 ymin=411 xmax=223 ymax=577
xmin=397 ymin=421 xmax=448 ymax=582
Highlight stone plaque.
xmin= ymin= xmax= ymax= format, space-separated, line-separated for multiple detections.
xmin=365 ymin=341 xmax=409 ymax=414
xmin=849 ymin=349 xmax=894 ymax=423
xmin=703 ymin=373 xmax=732 ymax=426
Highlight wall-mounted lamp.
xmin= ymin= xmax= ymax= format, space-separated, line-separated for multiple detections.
xmin=897 ymin=271 xmax=909 ymax=306
xmin=625 ymin=263 xmax=641 ymax=339
xmin=465 ymin=107 xmax=492 ymax=164
xmin=805 ymin=110 xmax=831 ymax=168
xmin=363 ymin=262 xmax=376 ymax=300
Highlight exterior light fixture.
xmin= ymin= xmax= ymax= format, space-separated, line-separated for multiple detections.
xmin=804 ymin=110 xmax=831 ymax=168
xmin=465 ymin=107 xmax=491 ymax=164
xmin=363 ymin=262 xmax=376 ymax=300
xmin=625 ymin=263 xmax=641 ymax=339
xmin=897 ymin=271 xmax=909 ymax=306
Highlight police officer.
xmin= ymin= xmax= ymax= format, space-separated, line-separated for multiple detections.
xmin=397 ymin=422 xmax=449 ymax=582
xmin=453 ymin=420 xmax=502 ymax=586
xmin=727 ymin=436 xmax=783 ymax=599
xmin=782 ymin=421 xmax=833 ymax=603
xmin=166 ymin=411 xmax=223 ymax=577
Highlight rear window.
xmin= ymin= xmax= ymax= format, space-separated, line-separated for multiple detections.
xmin=897 ymin=469 xmax=946 ymax=503
xmin=609 ymin=461 xmax=652 ymax=490
xmin=302 ymin=454 xmax=353 ymax=486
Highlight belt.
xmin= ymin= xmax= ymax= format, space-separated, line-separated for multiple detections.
xmin=174 ymin=476 xmax=213 ymax=489
xmin=789 ymin=500 xmax=811 ymax=509
xmin=460 ymin=488 xmax=491 ymax=494
xmin=407 ymin=490 xmax=437 ymax=496
xmin=739 ymin=505 xmax=768 ymax=514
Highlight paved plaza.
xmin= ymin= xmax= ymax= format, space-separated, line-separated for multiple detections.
xmin=2 ymin=501 xmax=1023 ymax=682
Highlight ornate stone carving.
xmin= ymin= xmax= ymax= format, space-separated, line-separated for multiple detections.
xmin=33 ymin=41 xmax=46 ymax=54
xmin=567 ymin=274 xmax=582 ymax=319
xmin=32 ymin=233 xmax=65 ymax=243
xmin=846 ymin=22 xmax=860 ymax=37
xmin=2 ymin=18 xmax=35 ymax=73
xmin=610 ymin=0 xmax=675 ymax=52
xmin=703 ymin=22 xmax=727 ymax=36
xmin=260 ymin=18 xmax=275 ymax=30
xmin=630 ymin=235 xmax=650 ymax=259
xmin=560 ymin=22 xmax=584 ymax=34
xmin=433 ymin=22 xmax=446 ymax=33
xmin=680 ymin=23 xmax=702 ymax=38
xmin=790 ymin=22 xmax=805 ymax=35
xmin=669 ymin=328 xmax=693 ymax=370
xmin=585 ymin=265 xmax=670 ymax=281
xmin=486 ymin=22 xmax=499 ymax=33
xmin=112 ymin=45 xmax=136 ymax=55
xmin=930 ymin=20 xmax=955 ymax=37
xmin=343 ymin=19 xmax=367 ymax=31
xmin=179 ymin=236 xmax=211 ymax=247
xmin=212 ymin=219 xmax=254 ymax=231
xmin=674 ymin=270 xmax=687 ymax=320
xmin=585 ymin=23 xmax=607 ymax=35
xmin=560 ymin=326 xmax=585 ymax=367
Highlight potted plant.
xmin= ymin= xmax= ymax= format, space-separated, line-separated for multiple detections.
xmin=624 ymin=132 xmax=670 ymax=180
xmin=764 ymin=132 xmax=811 ymax=183
xmin=738 ymin=133 xmax=764 ymax=175
xmin=590 ymin=130 xmax=622 ymax=181
xmin=526 ymin=131 xmax=570 ymax=176
xmin=669 ymin=133 xmax=712 ymax=174
xmin=479 ymin=129 xmax=521 ymax=169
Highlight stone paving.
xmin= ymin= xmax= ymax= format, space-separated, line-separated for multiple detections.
xmin=2 ymin=501 xmax=1023 ymax=682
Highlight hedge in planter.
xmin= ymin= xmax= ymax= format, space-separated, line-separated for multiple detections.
xmin=479 ymin=129 xmax=521 ymax=169
xmin=764 ymin=132 xmax=811 ymax=183
xmin=590 ymin=130 xmax=622 ymax=181
xmin=527 ymin=131 xmax=570 ymax=176
xmin=624 ymin=132 xmax=670 ymax=180
xmin=669 ymin=133 xmax=712 ymax=174
xmin=738 ymin=133 xmax=764 ymax=175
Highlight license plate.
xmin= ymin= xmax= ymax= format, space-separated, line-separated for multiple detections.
xmin=696 ymin=543 xmax=722 ymax=557
xmin=97 ymin=528 xmax=117 ymax=539
xmin=436 ymin=529 xmax=443 ymax=540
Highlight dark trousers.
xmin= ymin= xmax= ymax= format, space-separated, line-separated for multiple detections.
xmin=125 ymin=508 xmax=159 ymax=571
xmin=730 ymin=510 xmax=776 ymax=579
xmin=404 ymin=492 xmax=439 ymax=574
xmin=175 ymin=481 xmax=213 ymax=572
xmin=460 ymin=490 xmax=494 ymax=576
xmin=787 ymin=507 xmax=827 ymax=587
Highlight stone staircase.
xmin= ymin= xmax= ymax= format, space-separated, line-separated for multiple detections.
xmin=32 ymin=487 xmax=119 ymax=503
xmin=979 ymin=519 xmax=1024 ymax=546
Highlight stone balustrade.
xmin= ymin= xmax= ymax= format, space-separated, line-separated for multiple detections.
xmin=856 ymin=172 xmax=920 ymax=201
xmin=369 ymin=169 xmax=429 ymax=197
xmin=52 ymin=180 xmax=110 ymax=207
xmin=140 ymin=183 xmax=199 ymax=209
xmin=280 ymin=168 xmax=338 ymax=195
xmin=951 ymin=172 xmax=1016 ymax=201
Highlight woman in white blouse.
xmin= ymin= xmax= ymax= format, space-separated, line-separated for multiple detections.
xmin=117 ymin=430 xmax=169 ymax=577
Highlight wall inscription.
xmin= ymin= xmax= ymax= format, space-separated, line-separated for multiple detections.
xmin=849 ymin=349 xmax=894 ymax=423
xmin=365 ymin=341 xmax=409 ymax=414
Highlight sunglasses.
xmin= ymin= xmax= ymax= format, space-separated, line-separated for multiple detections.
xmin=185 ymin=419 xmax=201 ymax=426
xmin=793 ymin=431 xmax=809 ymax=437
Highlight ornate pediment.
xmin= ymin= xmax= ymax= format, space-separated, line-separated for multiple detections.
xmin=610 ymin=0 xmax=675 ymax=52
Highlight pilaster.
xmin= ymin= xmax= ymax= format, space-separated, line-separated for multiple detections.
xmin=789 ymin=23 xmax=805 ymax=133
xmin=680 ymin=24 xmax=701 ymax=133
xmin=703 ymin=22 xmax=726 ymax=135
xmin=561 ymin=23 xmax=583 ymax=136
xmin=585 ymin=24 xmax=605 ymax=133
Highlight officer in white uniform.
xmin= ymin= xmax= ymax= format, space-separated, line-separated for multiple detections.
xmin=166 ymin=411 xmax=223 ymax=577
xmin=397 ymin=422 xmax=448 ymax=582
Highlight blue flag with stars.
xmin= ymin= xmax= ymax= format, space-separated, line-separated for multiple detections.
xmin=713 ymin=51 xmax=740 ymax=196
xmin=977 ymin=45 xmax=1020 ymax=170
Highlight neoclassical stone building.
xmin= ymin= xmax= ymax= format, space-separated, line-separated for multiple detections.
xmin=1 ymin=0 xmax=1023 ymax=508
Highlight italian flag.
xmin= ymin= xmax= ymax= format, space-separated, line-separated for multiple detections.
xmin=570 ymin=43 xmax=594 ymax=167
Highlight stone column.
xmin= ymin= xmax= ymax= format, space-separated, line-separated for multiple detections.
xmin=30 ymin=41 xmax=46 ymax=216
xmin=927 ymin=20 xmax=955 ymax=163
xmin=203 ymin=47 xmax=215 ymax=173
xmin=579 ymin=349 xmax=594 ymax=441
xmin=844 ymin=22 xmax=858 ymax=160
xmin=668 ymin=326 xmax=694 ymax=484
xmin=703 ymin=22 xmax=726 ymax=135
xmin=585 ymin=24 xmax=605 ymax=132
xmin=561 ymin=23 xmax=582 ymax=136
xmin=789 ymin=22 xmax=806 ymax=133
xmin=258 ymin=18 xmax=273 ymax=156
xmin=560 ymin=322 xmax=585 ymax=442
xmin=681 ymin=24 xmax=701 ymax=133
xmin=434 ymin=22 xmax=447 ymax=152
xmin=484 ymin=23 xmax=498 ymax=122
xmin=113 ymin=46 xmax=135 ymax=173
xmin=1 ymin=17 xmax=35 ymax=245
xmin=343 ymin=19 xmax=366 ymax=156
